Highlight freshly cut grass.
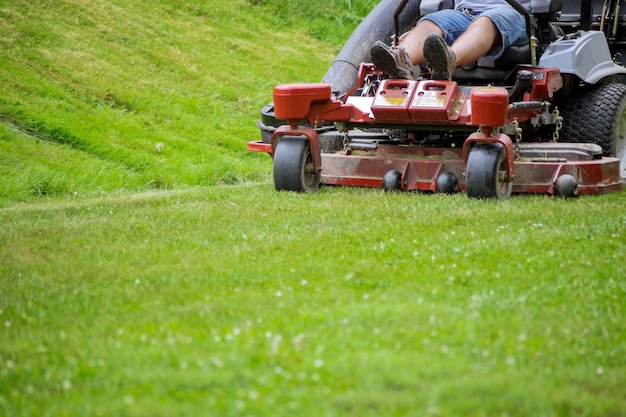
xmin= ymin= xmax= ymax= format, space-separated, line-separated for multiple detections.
xmin=1 ymin=185 xmax=625 ymax=416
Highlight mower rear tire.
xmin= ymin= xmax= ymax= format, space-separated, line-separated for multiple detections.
xmin=273 ymin=137 xmax=320 ymax=192
xmin=560 ymin=82 xmax=626 ymax=182
xmin=465 ymin=143 xmax=512 ymax=200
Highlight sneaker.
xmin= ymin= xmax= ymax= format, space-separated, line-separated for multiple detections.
xmin=423 ymin=33 xmax=457 ymax=80
xmin=370 ymin=40 xmax=416 ymax=80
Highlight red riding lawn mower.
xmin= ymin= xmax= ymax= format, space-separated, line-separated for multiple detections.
xmin=248 ymin=0 xmax=626 ymax=199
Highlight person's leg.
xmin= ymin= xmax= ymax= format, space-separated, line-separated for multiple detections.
xmin=422 ymin=6 xmax=526 ymax=80
xmin=478 ymin=6 xmax=529 ymax=60
xmin=370 ymin=9 xmax=471 ymax=79
xmin=410 ymin=9 xmax=476 ymax=79
xmin=399 ymin=19 xmax=444 ymax=65
xmin=449 ymin=16 xmax=500 ymax=66
xmin=422 ymin=16 xmax=499 ymax=80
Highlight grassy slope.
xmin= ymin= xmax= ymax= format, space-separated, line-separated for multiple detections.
xmin=0 ymin=0 xmax=375 ymax=204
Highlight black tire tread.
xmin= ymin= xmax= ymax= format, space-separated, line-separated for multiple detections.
xmin=560 ymin=82 xmax=626 ymax=155
xmin=273 ymin=137 xmax=320 ymax=192
xmin=466 ymin=143 xmax=511 ymax=200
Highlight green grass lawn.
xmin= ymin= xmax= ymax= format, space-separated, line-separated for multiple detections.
xmin=1 ymin=0 xmax=626 ymax=415
xmin=1 ymin=185 xmax=625 ymax=416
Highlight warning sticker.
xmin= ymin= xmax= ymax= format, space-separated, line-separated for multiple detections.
xmin=373 ymin=95 xmax=409 ymax=107
xmin=411 ymin=91 xmax=445 ymax=108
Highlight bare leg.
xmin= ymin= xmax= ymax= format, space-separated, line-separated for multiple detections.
xmin=449 ymin=17 xmax=501 ymax=66
xmin=399 ymin=20 xmax=443 ymax=65
xmin=400 ymin=16 xmax=501 ymax=67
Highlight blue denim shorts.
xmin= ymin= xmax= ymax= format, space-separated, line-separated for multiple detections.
xmin=419 ymin=7 xmax=528 ymax=59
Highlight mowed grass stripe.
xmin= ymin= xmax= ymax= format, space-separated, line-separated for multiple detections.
xmin=1 ymin=184 xmax=625 ymax=415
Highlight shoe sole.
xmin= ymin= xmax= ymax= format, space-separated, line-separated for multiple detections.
xmin=371 ymin=43 xmax=412 ymax=79
xmin=423 ymin=35 xmax=454 ymax=80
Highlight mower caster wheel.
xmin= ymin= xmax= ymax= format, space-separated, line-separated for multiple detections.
xmin=466 ymin=143 xmax=512 ymax=200
xmin=273 ymin=136 xmax=320 ymax=192
xmin=382 ymin=170 xmax=403 ymax=192
xmin=554 ymin=174 xmax=579 ymax=198
xmin=436 ymin=172 xmax=459 ymax=194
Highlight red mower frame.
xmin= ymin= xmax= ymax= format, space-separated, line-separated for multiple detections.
xmin=248 ymin=62 xmax=623 ymax=199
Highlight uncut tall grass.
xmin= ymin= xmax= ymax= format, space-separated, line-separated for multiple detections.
xmin=0 ymin=0 xmax=378 ymax=205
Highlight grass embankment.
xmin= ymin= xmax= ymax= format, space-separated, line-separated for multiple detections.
xmin=0 ymin=0 xmax=375 ymax=204
xmin=1 ymin=185 xmax=625 ymax=416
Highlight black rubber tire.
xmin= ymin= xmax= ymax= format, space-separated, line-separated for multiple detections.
xmin=560 ymin=82 xmax=626 ymax=181
xmin=465 ymin=143 xmax=512 ymax=200
xmin=273 ymin=137 xmax=320 ymax=192
xmin=382 ymin=170 xmax=403 ymax=192
xmin=436 ymin=172 xmax=459 ymax=194
xmin=554 ymin=174 xmax=579 ymax=198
